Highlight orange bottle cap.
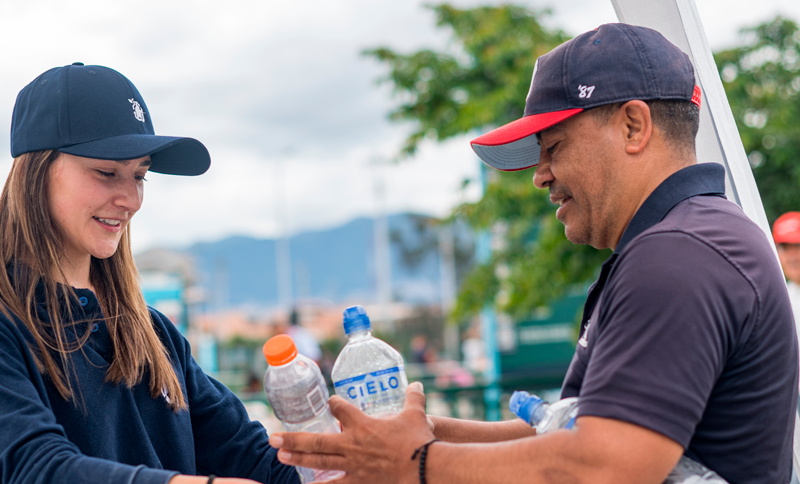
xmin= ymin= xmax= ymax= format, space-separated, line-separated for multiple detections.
xmin=263 ymin=334 xmax=298 ymax=366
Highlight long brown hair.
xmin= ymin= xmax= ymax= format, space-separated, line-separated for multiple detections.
xmin=0 ymin=150 xmax=186 ymax=411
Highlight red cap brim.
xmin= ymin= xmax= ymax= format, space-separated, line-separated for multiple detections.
xmin=470 ymin=109 xmax=583 ymax=171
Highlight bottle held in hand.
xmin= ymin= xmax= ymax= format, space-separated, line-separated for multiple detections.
xmin=263 ymin=335 xmax=345 ymax=484
xmin=508 ymin=391 xmax=728 ymax=484
xmin=331 ymin=305 xmax=409 ymax=417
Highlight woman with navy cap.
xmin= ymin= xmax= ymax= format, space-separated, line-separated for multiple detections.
xmin=0 ymin=64 xmax=298 ymax=484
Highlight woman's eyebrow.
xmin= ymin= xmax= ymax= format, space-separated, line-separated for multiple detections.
xmin=114 ymin=158 xmax=152 ymax=167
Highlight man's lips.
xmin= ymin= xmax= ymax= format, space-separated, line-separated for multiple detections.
xmin=551 ymin=194 xmax=573 ymax=220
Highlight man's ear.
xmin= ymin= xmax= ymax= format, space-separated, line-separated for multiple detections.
xmin=618 ymin=100 xmax=652 ymax=155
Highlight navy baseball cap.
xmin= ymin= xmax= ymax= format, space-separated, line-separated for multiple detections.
xmin=471 ymin=23 xmax=702 ymax=171
xmin=10 ymin=63 xmax=210 ymax=176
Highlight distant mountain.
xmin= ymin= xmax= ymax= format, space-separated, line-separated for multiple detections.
xmin=179 ymin=213 xmax=462 ymax=310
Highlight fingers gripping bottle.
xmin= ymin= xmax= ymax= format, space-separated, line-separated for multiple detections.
xmin=331 ymin=305 xmax=409 ymax=417
xmin=509 ymin=391 xmax=729 ymax=484
xmin=263 ymin=335 xmax=345 ymax=484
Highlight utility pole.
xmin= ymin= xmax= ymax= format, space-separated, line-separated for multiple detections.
xmin=477 ymin=162 xmax=501 ymax=421
xmin=273 ymin=157 xmax=293 ymax=310
xmin=438 ymin=223 xmax=459 ymax=360
xmin=371 ymin=156 xmax=393 ymax=332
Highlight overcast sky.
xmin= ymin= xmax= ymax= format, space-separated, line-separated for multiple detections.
xmin=0 ymin=0 xmax=798 ymax=253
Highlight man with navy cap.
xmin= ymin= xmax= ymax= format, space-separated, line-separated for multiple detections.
xmin=270 ymin=23 xmax=798 ymax=484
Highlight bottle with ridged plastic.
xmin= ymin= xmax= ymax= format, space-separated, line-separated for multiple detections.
xmin=331 ymin=305 xmax=409 ymax=417
xmin=509 ymin=391 xmax=728 ymax=484
xmin=262 ymin=335 xmax=345 ymax=484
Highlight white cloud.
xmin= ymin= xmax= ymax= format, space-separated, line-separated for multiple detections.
xmin=0 ymin=0 xmax=797 ymax=254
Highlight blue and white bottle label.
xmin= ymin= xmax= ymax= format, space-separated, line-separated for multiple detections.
xmin=333 ymin=366 xmax=408 ymax=412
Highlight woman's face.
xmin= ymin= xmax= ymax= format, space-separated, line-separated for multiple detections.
xmin=48 ymin=153 xmax=150 ymax=263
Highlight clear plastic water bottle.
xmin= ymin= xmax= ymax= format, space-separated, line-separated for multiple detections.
xmin=509 ymin=391 xmax=728 ymax=484
xmin=263 ymin=335 xmax=345 ymax=484
xmin=331 ymin=305 xmax=409 ymax=417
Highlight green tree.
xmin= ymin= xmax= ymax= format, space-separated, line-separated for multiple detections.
xmin=368 ymin=5 xmax=800 ymax=322
xmin=365 ymin=4 xmax=608 ymax=321
xmin=715 ymin=16 xmax=800 ymax=222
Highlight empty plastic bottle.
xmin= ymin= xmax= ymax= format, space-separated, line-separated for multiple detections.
xmin=509 ymin=391 xmax=728 ymax=484
xmin=331 ymin=305 xmax=409 ymax=417
xmin=263 ymin=334 xmax=345 ymax=484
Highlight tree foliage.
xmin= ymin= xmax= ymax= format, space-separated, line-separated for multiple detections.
xmin=365 ymin=4 xmax=569 ymax=157
xmin=715 ymin=17 xmax=800 ymax=221
xmin=367 ymin=5 xmax=800 ymax=322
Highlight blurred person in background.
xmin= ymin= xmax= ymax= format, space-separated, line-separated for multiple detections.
xmin=410 ymin=334 xmax=428 ymax=364
xmin=773 ymin=213 xmax=800 ymax=484
xmin=0 ymin=64 xmax=297 ymax=484
xmin=460 ymin=325 xmax=486 ymax=375
xmin=284 ymin=307 xmax=321 ymax=363
xmin=774 ymin=212 xmax=800 ymax=342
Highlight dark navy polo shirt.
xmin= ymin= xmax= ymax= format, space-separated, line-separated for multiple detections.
xmin=561 ymin=163 xmax=797 ymax=484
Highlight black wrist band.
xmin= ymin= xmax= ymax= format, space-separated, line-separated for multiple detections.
xmin=411 ymin=439 xmax=439 ymax=484
xmin=207 ymin=475 xmax=216 ymax=484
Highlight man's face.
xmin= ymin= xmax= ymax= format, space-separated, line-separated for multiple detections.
xmin=532 ymin=112 xmax=625 ymax=249
xmin=777 ymin=243 xmax=800 ymax=284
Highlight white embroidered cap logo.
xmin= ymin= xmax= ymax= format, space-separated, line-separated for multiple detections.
xmin=578 ymin=84 xmax=595 ymax=99
xmin=129 ymin=98 xmax=145 ymax=122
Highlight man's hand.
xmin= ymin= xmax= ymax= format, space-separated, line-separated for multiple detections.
xmin=269 ymin=381 xmax=434 ymax=484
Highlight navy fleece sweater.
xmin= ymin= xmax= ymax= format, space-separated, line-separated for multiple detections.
xmin=0 ymin=286 xmax=299 ymax=484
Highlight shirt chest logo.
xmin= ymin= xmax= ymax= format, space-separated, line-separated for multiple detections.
xmin=161 ymin=386 xmax=171 ymax=404
xmin=578 ymin=320 xmax=591 ymax=348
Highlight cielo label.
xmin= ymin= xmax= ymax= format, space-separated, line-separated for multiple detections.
xmin=333 ymin=366 xmax=407 ymax=411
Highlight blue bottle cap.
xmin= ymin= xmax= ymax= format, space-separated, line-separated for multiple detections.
xmin=343 ymin=305 xmax=371 ymax=335
xmin=509 ymin=391 xmax=546 ymax=426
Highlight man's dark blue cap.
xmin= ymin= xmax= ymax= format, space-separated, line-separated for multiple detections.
xmin=11 ymin=63 xmax=210 ymax=176
xmin=471 ymin=23 xmax=702 ymax=171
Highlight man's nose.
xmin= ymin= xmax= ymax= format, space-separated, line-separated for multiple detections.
xmin=533 ymin=160 xmax=553 ymax=189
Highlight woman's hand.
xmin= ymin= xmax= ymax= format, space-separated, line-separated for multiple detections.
xmin=168 ymin=476 xmax=261 ymax=484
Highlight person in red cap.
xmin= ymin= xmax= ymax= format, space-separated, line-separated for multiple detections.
xmin=270 ymin=23 xmax=797 ymax=484
xmin=774 ymin=212 xmax=800 ymax=343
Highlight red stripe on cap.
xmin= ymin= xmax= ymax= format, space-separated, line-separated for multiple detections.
xmin=471 ymin=109 xmax=584 ymax=147
xmin=691 ymin=85 xmax=702 ymax=108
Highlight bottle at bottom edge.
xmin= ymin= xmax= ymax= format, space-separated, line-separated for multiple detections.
xmin=263 ymin=334 xmax=345 ymax=483
xmin=509 ymin=391 xmax=728 ymax=484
